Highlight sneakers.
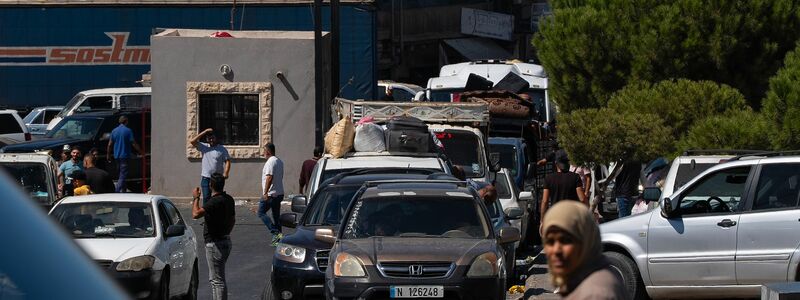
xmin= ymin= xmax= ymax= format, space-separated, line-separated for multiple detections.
xmin=271 ymin=233 xmax=283 ymax=246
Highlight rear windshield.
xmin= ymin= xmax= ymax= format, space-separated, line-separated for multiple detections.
xmin=435 ymin=130 xmax=484 ymax=178
xmin=492 ymin=144 xmax=518 ymax=177
xmin=342 ymin=196 xmax=489 ymax=239
xmin=304 ymin=185 xmax=360 ymax=226
xmin=0 ymin=114 xmax=23 ymax=134
xmin=674 ymin=163 xmax=718 ymax=191
xmin=0 ymin=163 xmax=51 ymax=204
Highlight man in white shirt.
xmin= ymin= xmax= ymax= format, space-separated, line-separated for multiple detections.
xmin=259 ymin=143 xmax=284 ymax=246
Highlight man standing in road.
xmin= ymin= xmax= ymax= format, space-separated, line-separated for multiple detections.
xmin=83 ymin=154 xmax=115 ymax=194
xmin=58 ymin=146 xmax=84 ymax=197
xmin=259 ymin=143 xmax=284 ymax=246
xmin=613 ymin=160 xmax=642 ymax=218
xmin=190 ymin=128 xmax=232 ymax=204
xmin=539 ymin=149 xmax=586 ymax=232
xmin=298 ymin=146 xmax=322 ymax=193
xmin=107 ymin=116 xmax=142 ymax=193
xmin=192 ymin=173 xmax=235 ymax=300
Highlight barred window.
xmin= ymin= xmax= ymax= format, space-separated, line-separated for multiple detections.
xmin=198 ymin=94 xmax=259 ymax=145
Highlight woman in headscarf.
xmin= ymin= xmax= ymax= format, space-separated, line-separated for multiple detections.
xmin=542 ymin=201 xmax=628 ymax=300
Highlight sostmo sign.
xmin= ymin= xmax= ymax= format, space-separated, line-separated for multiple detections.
xmin=0 ymin=32 xmax=149 ymax=66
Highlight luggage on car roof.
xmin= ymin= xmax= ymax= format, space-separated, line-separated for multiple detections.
xmin=385 ymin=116 xmax=434 ymax=153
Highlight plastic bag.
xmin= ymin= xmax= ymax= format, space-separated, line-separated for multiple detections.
xmin=631 ymin=198 xmax=649 ymax=215
xmin=354 ymin=123 xmax=386 ymax=152
xmin=324 ymin=118 xmax=355 ymax=158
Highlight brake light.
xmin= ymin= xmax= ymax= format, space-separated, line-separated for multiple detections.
xmin=452 ymin=92 xmax=461 ymax=102
xmin=24 ymin=133 xmax=31 ymax=141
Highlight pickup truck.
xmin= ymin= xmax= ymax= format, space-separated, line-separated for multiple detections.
xmin=332 ymin=97 xmax=496 ymax=182
xmin=1 ymin=109 xmax=151 ymax=193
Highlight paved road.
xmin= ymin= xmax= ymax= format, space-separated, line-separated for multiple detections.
xmin=177 ymin=199 xmax=556 ymax=300
xmin=177 ymin=199 xmax=276 ymax=300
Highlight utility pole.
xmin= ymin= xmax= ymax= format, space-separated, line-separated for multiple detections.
xmin=314 ymin=0 xmax=324 ymax=146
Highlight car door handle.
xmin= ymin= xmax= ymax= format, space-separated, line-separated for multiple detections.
xmin=717 ymin=219 xmax=737 ymax=227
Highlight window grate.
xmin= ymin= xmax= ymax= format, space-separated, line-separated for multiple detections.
xmin=199 ymin=94 xmax=259 ymax=146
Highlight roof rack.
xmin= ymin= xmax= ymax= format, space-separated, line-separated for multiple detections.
xmin=363 ymin=179 xmax=466 ymax=188
xmin=728 ymin=150 xmax=800 ymax=161
xmin=682 ymin=149 xmax=766 ymax=156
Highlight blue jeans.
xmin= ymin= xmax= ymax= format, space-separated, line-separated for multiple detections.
xmin=205 ymin=238 xmax=232 ymax=300
xmin=115 ymin=158 xmax=129 ymax=193
xmin=201 ymin=177 xmax=211 ymax=205
xmin=258 ymin=196 xmax=283 ymax=234
xmin=617 ymin=196 xmax=633 ymax=218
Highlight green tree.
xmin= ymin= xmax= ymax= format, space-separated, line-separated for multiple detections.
xmin=677 ymin=110 xmax=772 ymax=152
xmin=535 ymin=0 xmax=800 ymax=112
xmin=763 ymin=42 xmax=800 ymax=150
xmin=608 ymin=79 xmax=748 ymax=141
xmin=558 ymin=108 xmax=672 ymax=165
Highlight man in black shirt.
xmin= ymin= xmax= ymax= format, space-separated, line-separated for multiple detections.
xmin=539 ymin=150 xmax=586 ymax=232
xmin=83 ymin=154 xmax=115 ymax=194
xmin=192 ymin=173 xmax=235 ymax=300
xmin=613 ymin=160 xmax=642 ymax=218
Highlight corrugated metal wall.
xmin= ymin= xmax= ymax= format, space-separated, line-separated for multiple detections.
xmin=0 ymin=4 xmax=375 ymax=109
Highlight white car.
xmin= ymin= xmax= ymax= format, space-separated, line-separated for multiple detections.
xmin=49 ymin=194 xmax=198 ymax=300
xmin=22 ymin=106 xmax=63 ymax=135
xmin=0 ymin=109 xmax=30 ymax=144
xmin=495 ymin=168 xmax=533 ymax=249
xmin=47 ymin=87 xmax=151 ymax=131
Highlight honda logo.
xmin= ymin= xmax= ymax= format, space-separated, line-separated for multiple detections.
xmin=408 ymin=265 xmax=423 ymax=276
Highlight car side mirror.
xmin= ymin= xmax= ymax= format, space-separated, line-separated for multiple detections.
xmin=504 ymin=207 xmax=524 ymax=220
xmin=279 ymin=213 xmax=298 ymax=229
xmin=518 ymin=191 xmax=533 ymax=202
xmin=489 ymin=152 xmax=501 ymax=172
xmin=413 ymin=91 xmax=425 ymax=101
xmin=314 ymin=228 xmax=336 ymax=245
xmin=291 ymin=195 xmax=308 ymax=213
xmin=661 ymin=197 xmax=675 ymax=218
xmin=642 ymin=187 xmax=661 ymax=203
xmin=497 ymin=227 xmax=520 ymax=244
xmin=165 ymin=224 xmax=185 ymax=238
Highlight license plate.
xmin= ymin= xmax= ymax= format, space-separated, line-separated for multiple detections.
xmin=390 ymin=285 xmax=444 ymax=298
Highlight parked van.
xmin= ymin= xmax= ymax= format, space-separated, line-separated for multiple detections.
xmin=46 ymin=87 xmax=151 ymax=131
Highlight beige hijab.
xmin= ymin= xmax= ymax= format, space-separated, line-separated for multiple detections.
xmin=541 ymin=201 xmax=602 ymax=292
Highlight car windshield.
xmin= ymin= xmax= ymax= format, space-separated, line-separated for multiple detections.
xmin=57 ymin=93 xmax=83 ymax=118
xmin=435 ymin=131 xmax=484 ymax=178
xmin=50 ymin=202 xmax=156 ymax=238
xmin=46 ymin=118 xmax=103 ymax=139
xmin=342 ymin=196 xmax=489 ymax=239
xmin=304 ymin=185 xmax=360 ymax=226
xmin=674 ymin=163 xmax=718 ymax=191
xmin=495 ymin=172 xmax=512 ymax=199
xmin=22 ymin=110 xmax=39 ymax=124
xmin=0 ymin=163 xmax=51 ymax=204
xmin=492 ymin=144 xmax=518 ymax=177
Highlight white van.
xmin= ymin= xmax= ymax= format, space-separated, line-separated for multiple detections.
xmin=47 ymin=87 xmax=151 ymax=131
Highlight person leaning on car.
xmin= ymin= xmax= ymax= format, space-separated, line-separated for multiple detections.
xmin=192 ymin=173 xmax=236 ymax=300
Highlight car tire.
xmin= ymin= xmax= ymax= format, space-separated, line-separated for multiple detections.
xmin=506 ymin=247 xmax=517 ymax=288
xmin=181 ymin=262 xmax=198 ymax=300
xmin=261 ymin=276 xmax=277 ymax=300
xmin=156 ymin=269 xmax=170 ymax=300
xmin=605 ymin=251 xmax=649 ymax=300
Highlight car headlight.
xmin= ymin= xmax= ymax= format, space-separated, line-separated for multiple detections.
xmin=116 ymin=255 xmax=155 ymax=272
xmin=333 ymin=252 xmax=366 ymax=277
xmin=466 ymin=252 xmax=500 ymax=278
xmin=275 ymin=243 xmax=306 ymax=263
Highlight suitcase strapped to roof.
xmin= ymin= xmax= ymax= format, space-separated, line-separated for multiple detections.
xmin=385 ymin=116 xmax=432 ymax=153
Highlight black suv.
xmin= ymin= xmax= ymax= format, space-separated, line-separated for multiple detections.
xmin=317 ymin=180 xmax=520 ymax=300
xmin=265 ymin=169 xmax=453 ymax=300
xmin=1 ymin=109 xmax=151 ymax=192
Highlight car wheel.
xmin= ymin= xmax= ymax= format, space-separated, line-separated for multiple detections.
xmin=605 ymin=251 xmax=649 ymax=300
xmin=261 ymin=275 xmax=276 ymax=300
xmin=506 ymin=247 xmax=516 ymax=287
xmin=181 ymin=262 xmax=198 ymax=300
xmin=156 ymin=269 xmax=170 ymax=300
